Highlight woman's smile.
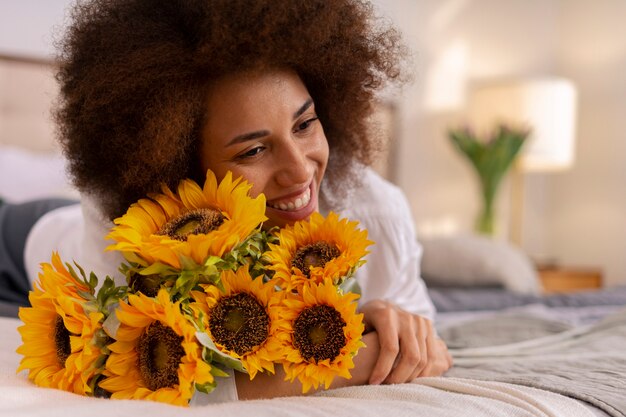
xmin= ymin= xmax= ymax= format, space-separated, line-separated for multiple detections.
xmin=265 ymin=181 xmax=317 ymax=223
xmin=266 ymin=184 xmax=312 ymax=212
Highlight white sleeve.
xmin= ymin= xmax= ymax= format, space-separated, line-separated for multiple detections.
xmin=340 ymin=169 xmax=435 ymax=320
xmin=24 ymin=204 xmax=84 ymax=285
xmin=355 ymin=209 xmax=435 ymax=320
xmin=24 ymin=197 xmax=126 ymax=287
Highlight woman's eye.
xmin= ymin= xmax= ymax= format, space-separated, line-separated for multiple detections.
xmin=295 ymin=117 xmax=319 ymax=132
xmin=237 ymin=146 xmax=264 ymax=159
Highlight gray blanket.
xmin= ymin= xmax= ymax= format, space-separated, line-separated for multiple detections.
xmin=429 ymin=287 xmax=626 ymax=313
xmin=444 ymin=309 xmax=626 ymax=417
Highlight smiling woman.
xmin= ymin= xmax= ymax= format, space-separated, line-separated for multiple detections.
xmin=8 ymin=0 xmax=452 ymax=403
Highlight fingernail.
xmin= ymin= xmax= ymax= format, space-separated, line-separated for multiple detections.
xmin=370 ymin=378 xmax=382 ymax=385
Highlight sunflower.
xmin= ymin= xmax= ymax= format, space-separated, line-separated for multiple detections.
xmin=16 ymin=256 xmax=105 ymax=396
xmin=98 ymin=290 xmax=214 ymax=406
xmin=106 ymin=170 xmax=267 ymax=269
xmin=276 ymin=280 xmax=365 ymax=393
xmin=265 ymin=212 xmax=373 ymax=291
xmin=38 ymin=252 xmax=92 ymax=299
xmin=190 ymin=266 xmax=283 ymax=379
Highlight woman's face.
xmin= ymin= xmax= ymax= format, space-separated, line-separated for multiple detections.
xmin=200 ymin=69 xmax=329 ymax=229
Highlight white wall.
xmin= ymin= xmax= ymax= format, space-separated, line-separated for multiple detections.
xmin=374 ymin=0 xmax=626 ymax=286
xmin=549 ymin=0 xmax=626 ymax=286
xmin=0 ymin=0 xmax=71 ymax=59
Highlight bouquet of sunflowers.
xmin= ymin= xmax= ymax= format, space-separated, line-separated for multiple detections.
xmin=16 ymin=170 xmax=372 ymax=406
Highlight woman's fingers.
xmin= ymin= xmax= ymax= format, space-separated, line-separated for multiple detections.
xmin=385 ymin=314 xmax=423 ymax=384
xmin=408 ymin=317 xmax=431 ymax=380
xmin=367 ymin=308 xmax=399 ymax=385
xmin=361 ymin=300 xmax=453 ymax=385
xmin=419 ymin=338 xmax=453 ymax=377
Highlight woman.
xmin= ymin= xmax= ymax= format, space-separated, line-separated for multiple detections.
xmin=22 ymin=0 xmax=451 ymax=400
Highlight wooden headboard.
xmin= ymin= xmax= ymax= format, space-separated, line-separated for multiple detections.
xmin=0 ymin=54 xmax=59 ymax=153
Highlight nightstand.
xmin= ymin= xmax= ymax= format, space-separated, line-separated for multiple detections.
xmin=537 ymin=266 xmax=603 ymax=294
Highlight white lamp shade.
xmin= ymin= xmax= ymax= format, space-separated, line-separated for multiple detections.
xmin=468 ymin=78 xmax=578 ymax=172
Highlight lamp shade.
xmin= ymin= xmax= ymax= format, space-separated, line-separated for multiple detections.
xmin=468 ymin=78 xmax=578 ymax=172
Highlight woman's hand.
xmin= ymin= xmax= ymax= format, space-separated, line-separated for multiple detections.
xmin=359 ymin=299 xmax=453 ymax=385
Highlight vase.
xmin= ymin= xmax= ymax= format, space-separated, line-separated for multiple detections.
xmin=475 ymin=193 xmax=495 ymax=235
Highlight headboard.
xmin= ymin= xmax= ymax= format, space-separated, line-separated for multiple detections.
xmin=0 ymin=54 xmax=76 ymax=203
xmin=0 ymin=54 xmax=59 ymax=152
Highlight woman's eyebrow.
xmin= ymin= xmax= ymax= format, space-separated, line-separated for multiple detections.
xmin=293 ymin=98 xmax=314 ymax=119
xmin=227 ymin=130 xmax=270 ymax=147
xmin=227 ymin=99 xmax=315 ymax=147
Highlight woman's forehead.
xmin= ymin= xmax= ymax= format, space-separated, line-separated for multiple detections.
xmin=203 ymin=69 xmax=312 ymax=129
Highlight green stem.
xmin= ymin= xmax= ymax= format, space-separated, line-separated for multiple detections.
xmin=476 ymin=192 xmax=495 ymax=235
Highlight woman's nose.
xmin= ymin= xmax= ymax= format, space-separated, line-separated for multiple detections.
xmin=274 ymin=139 xmax=310 ymax=187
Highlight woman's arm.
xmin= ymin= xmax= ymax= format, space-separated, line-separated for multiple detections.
xmin=235 ymin=308 xmax=452 ymax=400
xmin=235 ymin=331 xmax=381 ymax=400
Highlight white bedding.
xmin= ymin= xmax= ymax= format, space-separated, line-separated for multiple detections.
xmin=0 ymin=316 xmax=596 ymax=417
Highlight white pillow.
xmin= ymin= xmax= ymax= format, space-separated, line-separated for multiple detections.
xmin=420 ymin=234 xmax=540 ymax=294
xmin=0 ymin=145 xmax=78 ymax=203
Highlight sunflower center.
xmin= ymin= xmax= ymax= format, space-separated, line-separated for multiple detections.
xmin=137 ymin=321 xmax=185 ymax=391
xmin=54 ymin=315 xmax=72 ymax=367
xmin=209 ymin=292 xmax=269 ymax=356
xmin=292 ymin=241 xmax=341 ymax=277
xmin=293 ymin=304 xmax=346 ymax=363
xmin=158 ymin=208 xmax=225 ymax=241
xmin=128 ymin=272 xmax=161 ymax=297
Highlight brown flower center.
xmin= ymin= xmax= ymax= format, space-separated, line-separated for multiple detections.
xmin=128 ymin=272 xmax=162 ymax=297
xmin=158 ymin=208 xmax=225 ymax=241
xmin=137 ymin=321 xmax=185 ymax=391
xmin=54 ymin=315 xmax=72 ymax=367
xmin=209 ymin=292 xmax=269 ymax=356
xmin=291 ymin=241 xmax=340 ymax=277
xmin=293 ymin=304 xmax=346 ymax=363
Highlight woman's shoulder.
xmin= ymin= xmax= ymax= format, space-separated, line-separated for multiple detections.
xmin=24 ymin=203 xmax=84 ymax=282
xmin=24 ymin=196 xmax=125 ymax=285
xmin=338 ymin=167 xmax=412 ymax=220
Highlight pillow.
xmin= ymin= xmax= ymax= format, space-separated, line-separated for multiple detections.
xmin=420 ymin=234 xmax=540 ymax=294
xmin=0 ymin=145 xmax=78 ymax=203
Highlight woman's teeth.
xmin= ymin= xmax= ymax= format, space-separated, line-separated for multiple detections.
xmin=268 ymin=188 xmax=311 ymax=212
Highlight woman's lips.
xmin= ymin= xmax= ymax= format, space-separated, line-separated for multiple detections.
xmin=267 ymin=187 xmax=311 ymax=211
xmin=265 ymin=182 xmax=317 ymax=222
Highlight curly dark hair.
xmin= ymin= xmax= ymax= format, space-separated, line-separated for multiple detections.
xmin=55 ymin=0 xmax=406 ymax=220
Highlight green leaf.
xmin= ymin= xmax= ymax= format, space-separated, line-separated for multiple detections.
xmin=195 ymin=331 xmax=246 ymax=373
xmin=180 ymin=254 xmax=202 ymax=270
xmin=102 ymin=308 xmax=121 ymax=338
xmin=339 ymin=277 xmax=362 ymax=296
xmin=139 ymin=262 xmax=174 ymax=276
xmin=204 ymin=256 xmax=223 ymax=267
xmin=209 ymin=365 xmax=230 ymax=378
xmin=194 ymin=381 xmax=218 ymax=395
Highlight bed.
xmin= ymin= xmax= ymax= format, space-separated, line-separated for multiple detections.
xmin=2 ymin=290 xmax=625 ymax=417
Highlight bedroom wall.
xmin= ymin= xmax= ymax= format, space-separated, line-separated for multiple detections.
xmin=549 ymin=0 xmax=626 ymax=287
xmin=372 ymin=0 xmax=626 ymax=287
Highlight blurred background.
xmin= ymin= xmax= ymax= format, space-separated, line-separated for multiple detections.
xmin=1 ymin=0 xmax=624 ymax=288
